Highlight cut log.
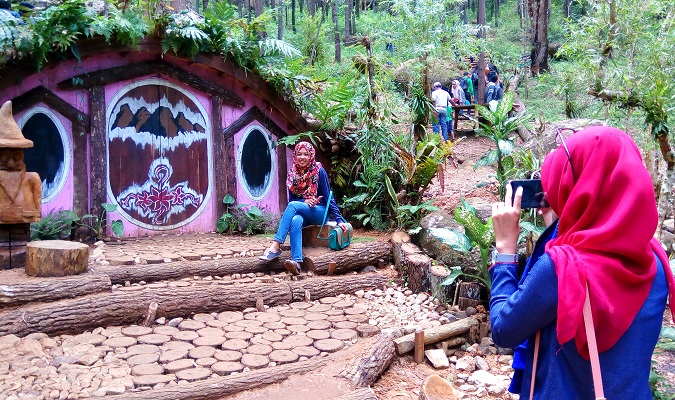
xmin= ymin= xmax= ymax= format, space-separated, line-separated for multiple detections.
xmin=328 ymin=388 xmax=377 ymax=400
xmin=418 ymin=374 xmax=458 ymax=400
xmin=457 ymin=282 xmax=483 ymax=310
xmin=122 ymin=356 xmax=329 ymax=400
xmin=414 ymin=329 xmax=425 ymax=364
xmin=304 ymin=242 xmax=391 ymax=275
xmin=25 ymin=240 xmax=89 ymax=277
xmin=406 ymin=253 xmax=432 ymax=293
xmin=342 ymin=334 xmax=396 ymax=388
xmin=394 ymin=318 xmax=478 ymax=355
xmin=95 ymin=242 xmax=391 ymax=284
xmin=0 ymin=274 xmax=387 ymax=336
xmin=142 ymin=302 xmax=158 ymax=327
xmin=429 ymin=265 xmax=453 ymax=304
xmin=0 ymin=270 xmax=111 ymax=307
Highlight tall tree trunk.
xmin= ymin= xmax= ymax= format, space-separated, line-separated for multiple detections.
xmin=345 ymin=0 xmax=352 ymax=41
xmin=238 ymin=0 xmax=243 ymax=17
xmin=309 ymin=0 xmax=315 ymax=17
xmin=292 ymin=0 xmax=296 ymax=33
xmin=528 ymin=0 xmax=550 ymax=73
xmin=333 ymin=0 xmax=341 ymax=62
xmin=169 ymin=0 xmax=190 ymax=11
xmin=563 ymin=0 xmax=571 ymax=18
xmin=278 ymin=0 xmax=283 ymax=39
xmin=494 ymin=0 xmax=499 ymax=27
xmin=254 ymin=0 xmax=263 ymax=16
xmin=477 ymin=0 xmax=486 ymax=104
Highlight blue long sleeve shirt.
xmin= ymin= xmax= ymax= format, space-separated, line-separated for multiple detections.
xmin=490 ymin=222 xmax=668 ymax=400
xmin=288 ymin=167 xmax=345 ymax=224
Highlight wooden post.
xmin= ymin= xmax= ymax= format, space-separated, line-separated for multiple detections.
xmin=327 ymin=261 xmax=337 ymax=276
xmin=255 ymin=296 xmax=265 ymax=312
xmin=414 ymin=329 xmax=425 ymax=364
xmin=142 ymin=302 xmax=158 ymax=326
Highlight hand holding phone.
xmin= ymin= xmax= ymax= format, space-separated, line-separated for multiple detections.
xmin=508 ymin=179 xmax=549 ymax=209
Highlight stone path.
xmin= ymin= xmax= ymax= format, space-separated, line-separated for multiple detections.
xmin=90 ymin=234 xmax=271 ymax=266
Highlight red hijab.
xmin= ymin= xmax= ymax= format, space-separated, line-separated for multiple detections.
xmin=541 ymin=126 xmax=675 ymax=358
xmin=287 ymin=142 xmax=322 ymax=198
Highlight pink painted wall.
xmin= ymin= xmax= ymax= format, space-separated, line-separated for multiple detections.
xmin=0 ymin=48 xmax=308 ymax=237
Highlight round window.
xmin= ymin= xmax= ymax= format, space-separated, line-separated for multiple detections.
xmin=237 ymin=125 xmax=275 ymax=200
xmin=18 ymin=107 xmax=70 ymax=203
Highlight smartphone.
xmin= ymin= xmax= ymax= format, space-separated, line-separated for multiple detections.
xmin=508 ymin=179 xmax=549 ymax=209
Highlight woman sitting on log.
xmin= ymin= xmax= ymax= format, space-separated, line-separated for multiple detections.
xmin=259 ymin=142 xmax=349 ymax=275
xmin=490 ymin=126 xmax=675 ymax=399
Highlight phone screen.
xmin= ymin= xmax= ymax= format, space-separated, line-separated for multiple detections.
xmin=508 ymin=179 xmax=549 ymax=209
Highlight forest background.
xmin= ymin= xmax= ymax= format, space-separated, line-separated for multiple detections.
xmin=0 ymin=0 xmax=674 ymax=232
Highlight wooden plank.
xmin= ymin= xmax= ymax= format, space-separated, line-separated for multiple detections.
xmin=57 ymin=61 xmax=245 ymax=107
xmin=277 ymin=142 xmax=288 ymax=210
xmin=71 ymin=122 xmax=88 ymax=217
xmin=222 ymin=106 xmax=287 ymax=141
xmin=211 ymin=97 xmax=227 ymax=215
xmin=88 ymin=86 xmax=107 ymax=216
xmin=11 ymin=86 xmax=90 ymax=129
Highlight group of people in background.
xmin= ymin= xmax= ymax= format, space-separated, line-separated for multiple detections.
xmin=0 ymin=0 xmax=34 ymax=21
xmin=431 ymin=62 xmax=504 ymax=141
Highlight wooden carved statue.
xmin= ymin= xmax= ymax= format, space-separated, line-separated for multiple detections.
xmin=0 ymin=101 xmax=41 ymax=224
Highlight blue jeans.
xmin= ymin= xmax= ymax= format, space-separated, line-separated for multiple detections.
xmin=432 ymin=109 xmax=449 ymax=141
xmin=274 ymin=201 xmax=326 ymax=262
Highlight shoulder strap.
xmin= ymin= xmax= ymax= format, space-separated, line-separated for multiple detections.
xmin=584 ymin=284 xmax=606 ymax=400
xmin=319 ymin=190 xmax=332 ymax=228
xmin=529 ymin=330 xmax=541 ymax=400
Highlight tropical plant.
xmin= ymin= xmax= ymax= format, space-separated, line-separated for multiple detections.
xmin=30 ymin=209 xmax=79 ymax=241
xmin=80 ymin=203 xmax=124 ymax=239
xmin=298 ymin=14 xmax=328 ymax=66
xmin=216 ymin=194 xmax=238 ymax=234
xmin=474 ymin=91 xmax=529 ymax=199
xmin=429 ymin=199 xmax=495 ymax=289
xmin=216 ymin=194 xmax=271 ymax=235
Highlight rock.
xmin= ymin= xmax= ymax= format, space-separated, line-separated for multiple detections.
xmin=468 ymin=370 xmax=499 ymax=386
xmin=425 ymin=349 xmax=450 ymax=369
xmin=167 ymin=318 xmax=183 ymax=327
xmin=465 ymin=307 xmax=477 ymax=316
xmin=416 ymin=211 xmax=479 ymax=268
xmin=455 ymin=356 xmax=476 ymax=372
xmin=475 ymin=356 xmax=489 ymax=371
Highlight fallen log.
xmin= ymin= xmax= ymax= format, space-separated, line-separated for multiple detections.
xmin=419 ymin=374 xmax=458 ymax=400
xmin=328 ymin=388 xmax=377 ymax=400
xmin=394 ymin=317 xmax=478 ymax=355
xmin=120 ymin=356 xmax=330 ymax=400
xmin=0 ymin=270 xmax=111 ymax=308
xmin=0 ymin=274 xmax=387 ymax=337
xmin=95 ymin=242 xmax=391 ymax=284
xmin=289 ymin=274 xmax=386 ymax=302
xmin=341 ymin=334 xmax=396 ymax=388
xmin=304 ymin=242 xmax=391 ymax=275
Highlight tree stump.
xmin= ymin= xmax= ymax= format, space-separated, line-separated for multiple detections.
xmin=457 ymin=282 xmax=483 ymax=310
xmin=25 ymin=240 xmax=89 ymax=277
xmin=407 ymin=253 xmax=432 ymax=293
xmin=429 ymin=265 xmax=453 ymax=304
xmin=418 ymin=374 xmax=458 ymax=400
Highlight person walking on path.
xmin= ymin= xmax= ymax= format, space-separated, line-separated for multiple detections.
xmin=431 ymin=82 xmax=452 ymax=141
xmin=490 ymin=126 xmax=675 ymax=399
xmin=259 ymin=142 xmax=349 ymax=275
xmin=461 ymin=71 xmax=474 ymax=104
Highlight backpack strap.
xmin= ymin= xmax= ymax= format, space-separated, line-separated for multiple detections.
xmin=317 ymin=191 xmax=333 ymax=240
xmin=584 ymin=284 xmax=606 ymax=400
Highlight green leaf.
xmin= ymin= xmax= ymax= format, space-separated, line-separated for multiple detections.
xmin=101 ymin=203 xmax=118 ymax=212
xmin=661 ymin=327 xmax=675 ymax=341
xmin=384 ymin=175 xmax=399 ymax=210
xmin=216 ymin=214 xmax=231 ymax=233
xmin=429 ymin=227 xmax=473 ymax=252
xmin=246 ymin=206 xmax=263 ymax=218
xmin=111 ymin=220 xmax=124 ymax=237
xmin=474 ymin=150 xmax=498 ymax=169
xmin=521 ymin=221 xmax=546 ymax=236
xmin=222 ymin=194 xmax=235 ymax=205
xmin=460 ymin=198 xmax=477 ymax=216
xmin=497 ymin=139 xmax=515 ymax=155
xmin=440 ymin=266 xmax=463 ymax=286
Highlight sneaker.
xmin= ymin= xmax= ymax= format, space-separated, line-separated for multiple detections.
xmin=284 ymin=260 xmax=301 ymax=275
xmin=259 ymin=248 xmax=282 ymax=261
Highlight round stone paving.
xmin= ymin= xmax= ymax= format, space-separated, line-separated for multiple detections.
xmin=131 ymin=362 xmax=165 ymax=376
xmin=306 ymin=330 xmax=330 ymax=340
xmin=287 ymin=325 xmax=310 ymax=333
xmin=127 ymin=353 xmax=160 ymax=365
xmin=159 ymin=349 xmax=189 ymax=363
xmin=188 ymin=346 xmax=216 ymax=359
xmin=325 ymin=309 xmax=346 ymax=316
xmin=247 ymin=344 xmax=273 ymax=355
xmin=332 ymin=300 xmax=355 ymax=309
xmin=253 ymin=313 xmax=282 ymax=323
xmin=217 ymin=311 xmax=244 ymax=323
xmin=214 ymin=350 xmax=242 ymax=362
xmin=212 ymin=361 xmax=244 ymax=375
xmin=244 ymin=326 xmax=268 ymax=334
xmin=163 ymin=341 xmax=195 ymax=352
xmin=234 ymin=320 xmax=263 ymax=328
xmin=206 ymin=320 xmax=230 ymax=328
xmin=127 ymin=344 xmax=160 ymax=355
xmin=269 ymin=350 xmax=299 ymax=364
xmin=304 ymin=313 xmax=328 ymax=321
xmin=179 ymin=320 xmax=207 ymax=331
xmin=132 ymin=374 xmax=175 ymax=387
xmin=346 ymin=314 xmax=369 ymax=323
xmin=318 ymin=296 xmax=340 ymax=304
xmin=292 ymin=346 xmax=320 ymax=357
xmin=331 ymin=329 xmax=358 ymax=341
xmin=194 ymin=313 xmax=215 ymax=322
xmin=172 ymin=331 xmax=200 ymax=342
xmin=307 ymin=320 xmax=331 ymax=330
xmin=281 ymin=317 xmax=305 ymax=325
xmin=154 ymin=326 xmax=180 ymax=336
xmin=193 ymin=336 xmax=225 ymax=347
xmin=279 ymin=309 xmax=305 ymax=318
xmin=225 ymin=331 xmax=253 ymax=341
xmin=197 ymin=327 xmax=225 ymax=337
xmin=165 ymin=359 xmax=195 ymax=373
xmin=196 ymin=357 xmax=217 ymax=367
xmin=175 ymin=367 xmax=212 ymax=381
xmin=271 ymin=341 xmax=294 ymax=350
xmin=74 ymin=333 xmax=106 ymax=345
xmin=261 ymin=331 xmax=283 ymax=342
xmin=263 ymin=322 xmax=286 ymax=330
xmin=221 ymin=339 xmax=248 ymax=351
xmin=306 ymin=304 xmax=331 ymax=313
xmin=241 ymin=354 xmax=269 ymax=369
xmin=282 ymin=335 xmax=313 ymax=347
xmin=313 ymin=338 xmax=344 ymax=352
xmin=289 ymin=302 xmax=313 ymax=309
xmin=356 ymin=324 xmax=381 ymax=337
xmin=101 ymin=336 xmax=137 ymax=348
xmin=137 ymin=334 xmax=171 ymax=345
xmin=333 ymin=321 xmax=358 ymax=330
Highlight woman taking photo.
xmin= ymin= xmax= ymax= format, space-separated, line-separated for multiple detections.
xmin=259 ymin=142 xmax=348 ymax=275
xmin=491 ymin=126 xmax=675 ymax=399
